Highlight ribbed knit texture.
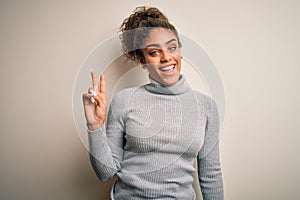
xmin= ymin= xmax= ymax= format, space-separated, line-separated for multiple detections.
xmin=88 ymin=75 xmax=224 ymax=200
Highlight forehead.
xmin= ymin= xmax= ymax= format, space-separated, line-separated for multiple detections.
xmin=143 ymin=28 xmax=177 ymax=46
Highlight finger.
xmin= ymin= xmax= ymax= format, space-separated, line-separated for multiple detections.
xmin=91 ymin=70 xmax=99 ymax=92
xmin=82 ymin=93 xmax=94 ymax=105
xmin=96 ymin=106 xmax=105 ymax=113
xmin=88 ymin=88 xmax=97 ymax=96
xmin=86 ymin=88 xmax=98 ymax=104
xmin=82 ymin=93 xmax=90 ymax=101
xmin=90 ymin=97 xmax=95 ymax=103
xmin=96 ymin=106 xmax=106 ymax=119
xmin=94 ymin=95 xmax=106 ymax=107
xmin=97 ymin=93 xmax=106 ymax=106
xmin=99 ymin=73 xmax=106 ymax=95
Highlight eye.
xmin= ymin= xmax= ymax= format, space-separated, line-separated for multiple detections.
xmin=149 ymin=50 xmax=160 ymax=56
xmin=169 ymin=46 xmax=177 ymax=52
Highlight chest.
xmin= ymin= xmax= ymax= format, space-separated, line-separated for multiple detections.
xmin=123 ymin=93 xmax=207 ymax=158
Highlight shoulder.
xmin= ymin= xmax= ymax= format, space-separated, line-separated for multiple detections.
xmin=110 ymin=86 xmax=144 ymax=107
xmin=191 ymin=90 xmax=217 ymax=110
xmin=107 ymin=87 xmax=142 ymax=122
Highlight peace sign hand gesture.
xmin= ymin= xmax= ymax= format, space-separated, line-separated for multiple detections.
xmin=82 ymin=70 xmax=106 ymax=131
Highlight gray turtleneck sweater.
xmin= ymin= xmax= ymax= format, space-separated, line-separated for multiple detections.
xmin=88 ymin=75 xmax=224 ymax=200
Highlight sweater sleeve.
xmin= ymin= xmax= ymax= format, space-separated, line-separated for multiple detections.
xmin=88 ymin=92 xmax=126 ymax=182
xmin=197 ymin=98 xmax=224 ymax=200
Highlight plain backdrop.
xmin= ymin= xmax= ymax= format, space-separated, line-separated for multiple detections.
xmin=1 ymin=0 xmax=299 ymax=200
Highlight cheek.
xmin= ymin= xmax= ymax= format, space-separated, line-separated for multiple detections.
xmin=172 ymin=50 xmax=181 ymax=60
xmin=144 ymin=56 xmax=159 ymax=64
xmin=142 ymin=52 xmax=159 ymax=64
xmin=146 ymin=64 xmax=158 ymax=72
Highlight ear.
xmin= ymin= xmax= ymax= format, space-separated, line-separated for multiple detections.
xmin=139 ymin=58 xmax=147 ymax=69
xmin=139 ymin=57 xmax=145 ymax=64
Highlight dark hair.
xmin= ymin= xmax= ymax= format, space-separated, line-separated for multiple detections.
xmin=119 ymin=6 xmax=182 ymax=62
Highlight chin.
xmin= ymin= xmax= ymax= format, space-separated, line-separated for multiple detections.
xmin=161 ymin=74 xmax=180 ymax=85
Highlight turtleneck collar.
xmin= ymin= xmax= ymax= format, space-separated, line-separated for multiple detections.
xmin=144 ymin=74 xmax=190 ymax=95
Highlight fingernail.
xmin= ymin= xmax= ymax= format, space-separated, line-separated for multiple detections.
xmin=90 ymin=97 xmax=95 ymax=103
xmin=89 ymin=90 xmax=97 ymax=97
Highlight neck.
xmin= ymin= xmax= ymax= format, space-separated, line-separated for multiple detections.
xmin=144 ymin=74 xmax=190 ymax=95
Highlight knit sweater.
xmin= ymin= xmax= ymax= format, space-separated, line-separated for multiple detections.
xmin=88 ymin=74 xmax=224 ymax=200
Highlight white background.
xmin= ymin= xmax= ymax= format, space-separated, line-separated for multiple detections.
xmin=1 ymin=0 xmax=299 ymax=199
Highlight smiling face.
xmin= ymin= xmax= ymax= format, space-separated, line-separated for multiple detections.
xmin=141 ymin=28 xmax=181 ymax=85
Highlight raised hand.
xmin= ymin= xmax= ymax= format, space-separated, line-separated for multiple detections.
xmin=82 ymin=70 xmax=106 ymax=131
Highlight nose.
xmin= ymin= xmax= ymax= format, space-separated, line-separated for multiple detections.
xmin=160 ymin=49 xmax=172 ymax=63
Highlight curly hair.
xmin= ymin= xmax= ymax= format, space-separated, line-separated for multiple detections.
xmin=119 ymin=6 xmax=182 ymax=62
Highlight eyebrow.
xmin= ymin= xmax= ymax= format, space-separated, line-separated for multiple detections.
xmin=144 ymin=38 xmax=177 ymax=49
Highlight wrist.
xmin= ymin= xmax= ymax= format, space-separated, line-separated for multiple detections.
xmin=87 ymin=122 xmax=103 ymax=131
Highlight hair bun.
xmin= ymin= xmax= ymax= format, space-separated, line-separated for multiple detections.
xmin=138 ymin=7 xmax=168 ymax=21
xmin=141 ymin=13 xmax=156 ymax=20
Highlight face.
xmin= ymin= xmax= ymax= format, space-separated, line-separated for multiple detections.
xmin=141 ymin=28 xmax=181 ymax=85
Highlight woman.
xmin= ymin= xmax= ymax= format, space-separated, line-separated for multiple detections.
xmin=82 ymin=6 xmax=224 ymax=200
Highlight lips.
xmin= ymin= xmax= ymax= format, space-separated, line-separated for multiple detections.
xmin=160 ymin=64 xmax=175 ymax=72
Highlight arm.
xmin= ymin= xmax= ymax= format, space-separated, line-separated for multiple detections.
xmin=198 ymin=99 xmax=224 ymax=200
xmin=88 ymin=93 xmax=125 ymax=182
xmin=82 ymin=71 xmax=125 ymax=182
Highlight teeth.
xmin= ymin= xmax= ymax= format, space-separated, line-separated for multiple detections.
xmin=161 ymin=65 xmax=174 ymax=71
